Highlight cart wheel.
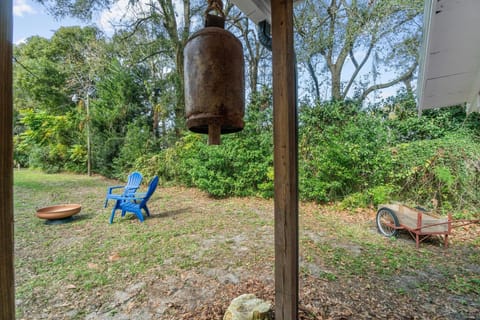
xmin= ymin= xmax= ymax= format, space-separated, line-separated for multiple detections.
xmin=376 ymin=208 xmax=399 ymax=237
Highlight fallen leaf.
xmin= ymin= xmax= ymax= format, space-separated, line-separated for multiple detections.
xmin=109 ymin=252 xmax=121 ymax=262
xmin=87 ymin=262 xmax=99 ymax=270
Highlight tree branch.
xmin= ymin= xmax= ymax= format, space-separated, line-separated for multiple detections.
xmin=326 ymin=0 xmax=338 ymax=67
xmin=349 ymin=49 xmax=358 ymax=69
xmin=121 ymin=16 xmax=154 ymax=41
xmin=359 ymin=61 xmax=417 ymax=102
xmin=136 ymin=50 xmax=172 ymax=64
xmin=306 ymin=57 xmax=320 ymax=100
xmin=342 ymin=38 xmax=376 ymax=99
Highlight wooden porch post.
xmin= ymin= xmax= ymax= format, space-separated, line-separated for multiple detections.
xmin=0 ymin=0 xmax=15 ymax=319
xmin=271 ymin=0 xmax=298 ymax=319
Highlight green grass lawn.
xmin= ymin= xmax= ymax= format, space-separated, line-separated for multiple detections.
xmin=13 ymin=169 xmax=480 ymax=319
xmin=14 ymin=170 xmax=274 ymax=318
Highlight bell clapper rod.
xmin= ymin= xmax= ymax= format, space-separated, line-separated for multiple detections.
xmin=208 ymin=123 xmax=221 ymax=145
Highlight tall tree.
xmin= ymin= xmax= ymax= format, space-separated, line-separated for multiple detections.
xmin=295 ymin=0 xmax=423 ymax=102
xmin=36 ymin=0 xmax=199 ymax=137
xmin=226 ymin=1 xmax=271 ymax=95
xmin=14 ymin=36 xmax=69 ymax=113
xmin=90 ymin=56 xmax=149 ymax=176
xmin=13 ymin=27 xmax=110 ymax=172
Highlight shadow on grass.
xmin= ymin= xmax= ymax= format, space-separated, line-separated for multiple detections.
xmin=39 ymin=213 xmax=91 ymax=225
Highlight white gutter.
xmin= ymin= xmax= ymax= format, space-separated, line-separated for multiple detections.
xmin=230 ymin=0 xmax=271 ymax=24
xmin=230 ymin=0 xmax=303 ymax=24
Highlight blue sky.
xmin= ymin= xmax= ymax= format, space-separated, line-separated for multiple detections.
xmin=13 ymin=0 xmax=87 ymax=44
xmin=13 ymin=0 xmax=144 ymax=44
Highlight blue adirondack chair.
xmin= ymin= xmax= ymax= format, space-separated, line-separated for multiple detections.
xmin=104 ymin=171 xmax=143 ymax=208
xmin=110 ymin=176 xmax=159 ymax=223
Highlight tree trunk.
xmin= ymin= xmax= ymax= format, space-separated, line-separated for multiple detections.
xmin=249 ymin=57 xmax=259 ymax=94
xmin=330 ymin=64 xmax=342 ymax=101
xmin=175 ymin=46 xmax=185 ymax=136
xmin=306 ymin=58 xmax=320 ymax=100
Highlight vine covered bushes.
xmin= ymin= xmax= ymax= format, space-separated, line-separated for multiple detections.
xmin=390 ymin=133 xmax=480 ymax=214
xmin=299 ymin=100 xmax=392 ymax=202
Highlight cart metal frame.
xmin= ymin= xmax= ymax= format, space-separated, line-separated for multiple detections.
xmin=376 ymin=204 xmax=478 ymax=248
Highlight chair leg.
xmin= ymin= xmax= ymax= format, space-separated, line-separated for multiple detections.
xmin=104 ymin=198 xmax=109 ymax=208
xmin=109 ymin=200 xmax=121 ymax=224
xmin=143 ymin=205 xmax=150 ymax=217
xmin=134 ymin=209 xmax=144 ymax=222
xmin=109 ymin=208 xmax=116 ymax=224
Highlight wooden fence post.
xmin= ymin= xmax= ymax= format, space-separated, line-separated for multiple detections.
xmin=0 ymin=0 xmax=15 ymax=319
xmin=271 ymin=0 xmax=299 ymax=318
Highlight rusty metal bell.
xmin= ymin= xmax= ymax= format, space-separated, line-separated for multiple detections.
xmin=184 ymin=14 xmax=245 ymax=145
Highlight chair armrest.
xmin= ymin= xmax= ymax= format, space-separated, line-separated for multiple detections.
xmin=125 ymin=195 xmax=147 ymax=201
xmin=134 ymin=192 xmax=147 ymax=198
xmin=108 ymin=192 xmax=146 ymax=202
xmin=106 ymin=185 xmax=124 ymax=193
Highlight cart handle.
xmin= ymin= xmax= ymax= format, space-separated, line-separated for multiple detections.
xmin=412 ymin=219 xmax=479 ymax=232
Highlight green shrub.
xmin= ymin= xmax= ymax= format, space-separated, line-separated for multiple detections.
xmin=132 ymin=133 xmax=201 ymax=186
xmin=113 ymin=123 xmax=155 ymax=178
xmin=341 ymin=185 xmax=398 ymax=209
xmin=390 ymin=131 xmax=480 ymax=213
xmin=186 ymin=132 xmax=273 ymax=197
xmin=28 ymin=146 xmax=64 ymax=173
xmin=132 ymin=89 xmax=274 ymax=197
xmin=299 ymin=100 xmax=392 ymax=202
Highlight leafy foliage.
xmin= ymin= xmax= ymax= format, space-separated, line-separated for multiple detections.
xmin=17 ymin=109 xmax=79 ymax=172
xmin=389 ymin=132 xmax=480 ymax=213
xmin=132 ymin=89 xmax=274 ymax=198
xmin=299 ymin=100 xmax=392 ymax=202
xmin=91 ymin=59 xmax=151 ymax=177
xmin=12 ymin=5 xmax=480 ymax=216
xmin=113 ymin=123 xmax=154 ymax=178
xmin=295 ymin=0 xmax=423 ymax=101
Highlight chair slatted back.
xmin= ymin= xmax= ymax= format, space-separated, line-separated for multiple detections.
xmin=140 ymin=176 xmax=159 ymax=206
xmin=124 ymin=171 xmax=143 ymax=196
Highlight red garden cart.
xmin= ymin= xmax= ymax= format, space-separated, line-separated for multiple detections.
xmin=376 ymin=204 xmax=479 ymax=248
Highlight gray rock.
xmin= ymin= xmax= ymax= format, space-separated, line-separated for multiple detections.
xmin=223 ymin=294 xmax=272 ymax=320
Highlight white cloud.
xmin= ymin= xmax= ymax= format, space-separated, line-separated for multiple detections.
xmin=98 ymin=0 xmax=185 ymax=36
xmin=97 ymin=0 xmax=130 ymax=35
xmin=98 ymin=0 xmax=152 ymax=35
xmin=15 ymin=37 xmax=28 ymax=45
xmin=13 ymin=0 xmax=36 ymax=17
